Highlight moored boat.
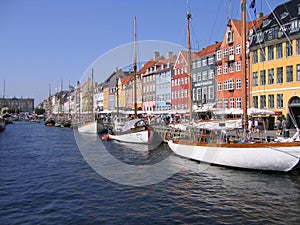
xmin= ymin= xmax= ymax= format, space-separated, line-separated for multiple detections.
xmin=167 ymin=1 xmax=300 ymax=172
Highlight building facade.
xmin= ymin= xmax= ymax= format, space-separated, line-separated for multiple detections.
xmin=192 ymin=42 xmax=221 ymax=108
xmin=250 ymin=0 xmax=300 ymax=117
xmin=0 ymin=97 xmax=34 ymax=112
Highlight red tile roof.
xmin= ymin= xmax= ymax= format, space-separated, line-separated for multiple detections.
xmin=197 ymin=42 xmax=222 ymax=57
xmin=120 ymin=75 xmax=132 ymax=85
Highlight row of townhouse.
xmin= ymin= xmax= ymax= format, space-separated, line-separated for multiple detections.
xmin=45 ymin=0 xmax=299 ymax=120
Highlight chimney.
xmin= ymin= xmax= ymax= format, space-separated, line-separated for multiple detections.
xmin=256 ymin=12 xmax=263 ymax=20
xmin=166 ymin=51 xmax=173 ymax=59
xmin=154 ymin=51 xmax=160 ymax=59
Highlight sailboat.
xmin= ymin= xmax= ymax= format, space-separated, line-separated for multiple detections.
xmin=108 ymin=17 xmax=153 ymax=144
xmin=78 ymin=69 xmax=104 ymax=134
xmin=167 ymin=0 xmax=300 ymax=172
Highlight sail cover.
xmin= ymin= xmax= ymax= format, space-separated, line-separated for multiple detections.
xmin=121 ymin=118 xmax=142 ymax=132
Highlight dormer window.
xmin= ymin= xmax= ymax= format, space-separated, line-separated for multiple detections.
xmin=280 ymin=12 xmax=289 ymax=20
xmin=263 ymin=19 xmax=272 ymax=27
xmin=227 ymin=30 xmax=233 ymax=43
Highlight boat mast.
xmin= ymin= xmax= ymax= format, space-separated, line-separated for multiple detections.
xmin=241 ymin=0 xmax=248 ymax=130
xmin=133 ymin=16 xmax=137 ymax=118
xmin=187 ymin=12 xmax=193 ymax=123
xmin=91 ymin=69 xmax=94 ymax=121
xmin=116 ymin=67 xmax=120 ymax=117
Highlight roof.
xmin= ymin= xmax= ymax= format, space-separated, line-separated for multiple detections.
xmin=197 ymin=41 xmax=222 ymax=58
xmin=120 ymin=75 xmax=132 ymax=85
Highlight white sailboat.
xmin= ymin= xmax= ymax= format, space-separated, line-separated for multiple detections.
xmin=167 ymin=0 xmax=300 ymax=172
xmin=108 ymin=17 xmax=153 ymax=144
xmin=78 ymin=69 xmax=104 ymax=134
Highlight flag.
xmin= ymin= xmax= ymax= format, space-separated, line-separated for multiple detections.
xmin=249 ymin=0 xmax=256 ymax=15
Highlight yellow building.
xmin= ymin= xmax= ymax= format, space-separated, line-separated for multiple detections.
xmin=103 ymin=86 xmax=110 ymax=111
xmin=249 ymin=0 xmax=300 ymax=120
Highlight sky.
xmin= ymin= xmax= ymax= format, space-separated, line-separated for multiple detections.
xmin=0 ymin=0 xmax=288 ymax=106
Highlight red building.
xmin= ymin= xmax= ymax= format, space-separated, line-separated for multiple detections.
xmin=216 ymin=17 xmax=263 ymax=109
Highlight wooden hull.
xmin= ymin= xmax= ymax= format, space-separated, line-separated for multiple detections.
xmin=78 ymin=121 xmax=104 ymax=134
xmin=168 ymin=140 xmax=300 ymax=172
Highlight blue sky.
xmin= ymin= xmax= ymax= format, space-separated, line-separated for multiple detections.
xmin=0 ymin=0 xmax=287 ymax=105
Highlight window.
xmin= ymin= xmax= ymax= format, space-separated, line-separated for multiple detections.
xmin=276 ymin=43 xmax=283 ymax=58
xmin=228 ymin=79 xmax=234 ymax=90
xmin=253 ymin=50 xmax=258 ymax=64
xmin=253 ymin=72 xmax=258 ymax=86
xmin=286 ymin=65 xmax=293 ymax=82
xmin=202 ymin=71 xmax=208 ymax=80
xmin=217 ymin=50 xmax=222 ymax=61
xmin=229 ymin=63 xmax=234 ymax=73
xmin=202 ymin=87 xmax=207 ymax=103
xmin=223 ymin=48 xmax=228 ymax=58
xmin=208 ymin=57 xmax=214 ymax=65
xmin=224 ymin=98 xmax=228 ymax=108
xmin=268 ymin=68 xmax=274 ymax=85
xmin=202 ymin=58 xmax=207 ymax=66
xmin=193 ymin=73 xmax=196 ymax=81
xmin=253 ymin=96 xmax=258 ymax=108
xmin=260 ymin=48 xmax=266 ymax=62
xmin=230 ymin=98 xmax=234 ymax=108
xmin=236 ymin=79 xmax=241 ymax=89
xmin=224 ymin=80 xmax=228 ymax=90
xmin=297 ymin=64 xmax=300 ymax=81
xmin=209 ymin=86 xmax=214 ymax=99
xmin=224 ymin=64 xmax=228 ymax=74
xmin=229 ymin=46 xmax=234 ymax=56
xmin=217 ymin=82 xmax=222 ymax=91
xmin=277 ymin=67 xmax=283 ymax=84
xmin=217 ymin=66 xmax=222 ymax=75
xmin=268 ymin=45 xmax=274 ymax=60
xmin=277 ymin=94 xmax=283 ymax=109
xmin=236 ymin=44 xmax=241 ymax=54
xmin=268 ymin=95 xmax=274 ymax=109
xmin=260 ymin=70 xmax=266 ymax=86
xmin=286 ymin=41 xmax=293 ymax=57
xmin=260 ymin=95 xmax=266 ymax=109
xmin=227 ymin=30 xmax=233 ymax=43
xmin=197 ymin=61 xmax=201 ymax=68
xmin=197 ymin=72 xmax=201 ymax=81
xmin=236 ymin=97 xmax=241 ymax=108
xmin=208 ymin=70 xmax=214 ymax=79
xmin=236 ymin=62 xmax=241 ymax=71
xmin=197 ymin=88 xmax=201 ymax=101
xmin=297 ymin=39 xmax=300 ymax=54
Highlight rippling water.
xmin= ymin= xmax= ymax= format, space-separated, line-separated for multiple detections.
xmin=1 ymin=122 xmax=300 ymax=224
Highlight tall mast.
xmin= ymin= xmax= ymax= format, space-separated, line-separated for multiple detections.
xmin=241 ymin=0 xmax=248 ymax=130
xmin=91 ymin=69 xmax=94 ymax=120
xmin=68 ymin=80 xmax=71 ymax=120
xmin=187 ymin=12 xmax=193 ymax=123
xmin=133 ymin=16 xmax=137 ymax=118
xmin=116 ymin=68 xmax=120 ymax=117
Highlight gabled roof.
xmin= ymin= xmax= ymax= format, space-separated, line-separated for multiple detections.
xmin=120 ymin=75 xmax=132 ymax=85
xmin=174 ymin=50 xmax=198 ymax=68
xmin=197 ymin=41 xmax=222 ymax=58
xmin=137 ymin=56 xmax=164 ymax=75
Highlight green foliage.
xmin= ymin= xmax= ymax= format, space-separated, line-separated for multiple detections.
xmin=34 ymin=108 xmax=45 ymax=115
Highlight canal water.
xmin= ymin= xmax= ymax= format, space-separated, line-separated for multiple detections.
xmin=1 ymin=122 xmax=300 ymax=224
